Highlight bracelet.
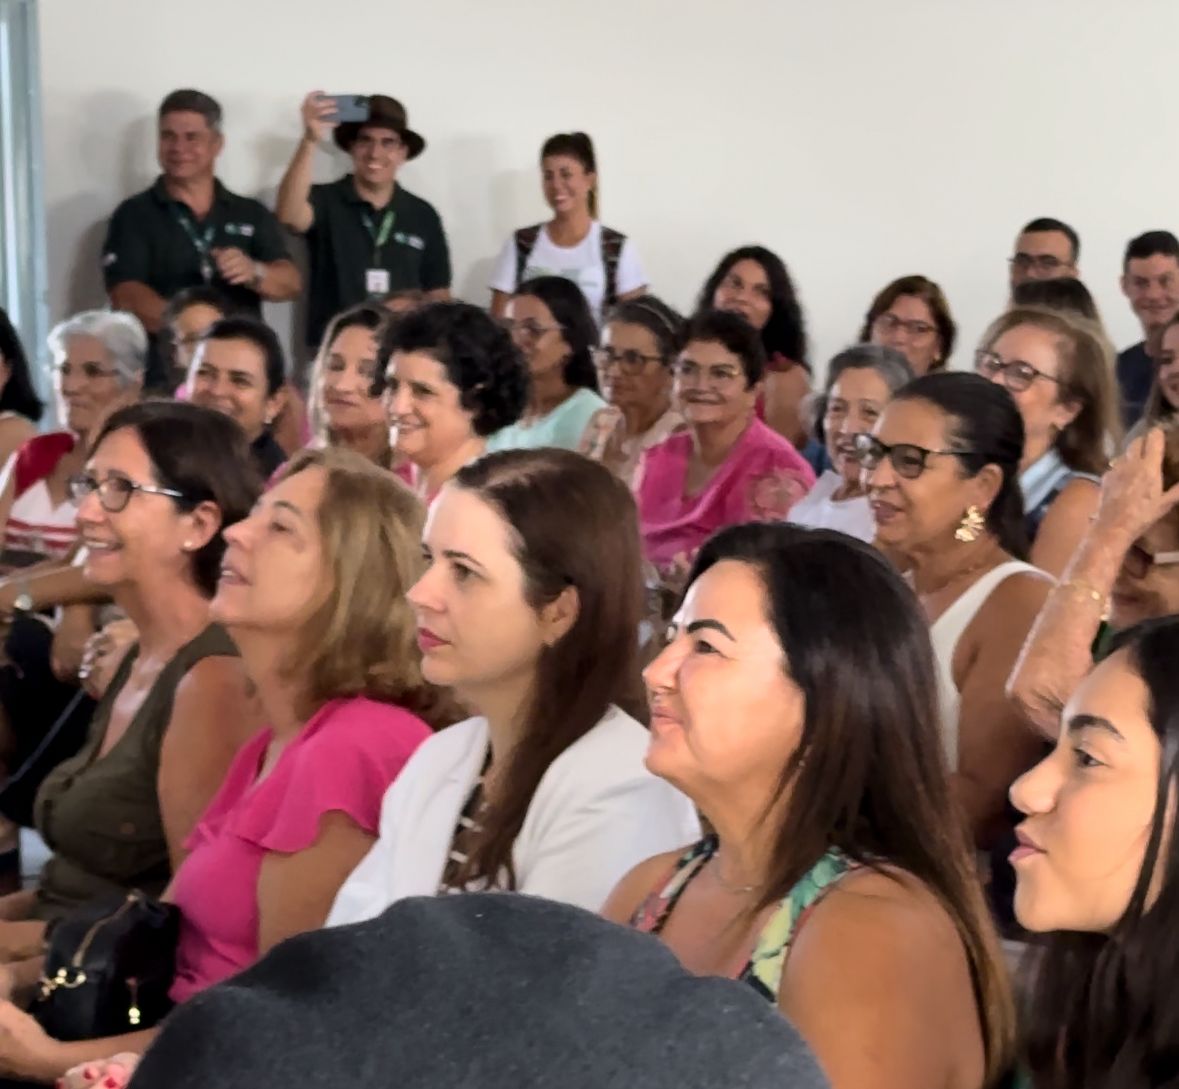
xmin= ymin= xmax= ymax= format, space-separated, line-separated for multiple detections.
xmin=1059 ymin=579 xmax=1107 ymax=606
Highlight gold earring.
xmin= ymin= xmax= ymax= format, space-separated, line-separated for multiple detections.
xmin=955 ymin=505 xmax=985 ymax=543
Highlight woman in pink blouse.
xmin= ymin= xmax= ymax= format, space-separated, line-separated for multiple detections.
xmin=636 ymin=309 xmax=814 ymax=596
xmin=0 ymin=448 xmax=457 ymax=1083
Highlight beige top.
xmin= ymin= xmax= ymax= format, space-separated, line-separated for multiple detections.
xmin=579 ymin=406 xmax=685 ymax=489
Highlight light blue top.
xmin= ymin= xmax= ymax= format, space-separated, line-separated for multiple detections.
xmin=485 ymin=387 xmax=607 ymax=453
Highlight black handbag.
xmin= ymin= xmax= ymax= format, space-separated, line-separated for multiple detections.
xmin=30 ymin=891 xmax=179 ymax=1041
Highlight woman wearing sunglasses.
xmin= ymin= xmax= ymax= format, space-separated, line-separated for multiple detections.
xmin=973 ymin=306 xmax=1121 ymax=578
xmin=580 ymin=295 xmax=686 ymax=488
xmin=1011 ymin=427 xmax=1179 ymax=738
xmin=0 ymin=402 xmax=261 ymax=966
xmin=860 ymin=372 xmax=1051 ymax=850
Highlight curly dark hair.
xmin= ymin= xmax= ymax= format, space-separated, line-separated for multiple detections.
xmin=376 ymin=302 xmax=528 ymax=437
xmin=697 ymin=246 xmax=808 ymax=366
xmin=0 ymin=307 xmax=45 ymax=423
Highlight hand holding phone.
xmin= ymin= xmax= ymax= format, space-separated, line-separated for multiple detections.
xmin=301 ymin=90 xmax=339 ymax=143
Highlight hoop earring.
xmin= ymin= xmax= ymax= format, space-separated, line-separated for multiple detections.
xmin=955 ymin=505 xmax=986 ymax=543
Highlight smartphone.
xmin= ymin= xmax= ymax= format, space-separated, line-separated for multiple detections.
xmin=325 ymin=95 xmax=369 ymax=123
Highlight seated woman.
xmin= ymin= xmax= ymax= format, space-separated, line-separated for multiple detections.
xmin=636 ymin=309 xmax=815 ymax=591
xmin=0 ymin=449 xmax=449 ymax=1083
xmin=698 ymin=246 xmax=810 ymax=447
xmin=380 ymin=301 xmax=527 ymax=501
xmin=487 ymin=276 xmax=605 ymax=453
xmin=788 ymin=344 xmax=911 ymax=540
xmin=1010 ymin=276 xmax=1102 ymax=322
xmin=859 ymin=274 xmax=956 ymax=376
xmin=1125 ymin=310 xmax=1179 ymax=444
xmin=0 ymin=310 xmax=44 ymax=472
xmin=161 ymin=286 xmax=234 ymax=393
xmin=974 ymin=305 xmax=1120 ymax=577
xmin=327 ymin=449 xmax=700 ymax=923
xmin=0 ymin=401 xmax=261 ymax=957
xmin=1010 ymin=426 xmax=1179 ymax=737
xmin=860 ymin=372 xmax=1051 ymax=848
xmin=185 ymin=316 xmax=289 ymax=478
xmin=603 ymin=523 xmax=1015 ymax=1089
xmin=0 ymin=311 xmax=144 ymax=568
xmin=581 ymin=295 xmax=685 ymax=488
xmin=307 ymin=304 xmax=392 ymax=469
xmin=1009 ymin=617 xmax=1179 ymax=1087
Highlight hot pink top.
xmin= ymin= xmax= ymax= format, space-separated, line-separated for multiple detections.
xmin=168 ymin=696 xmax=432 ymax=1003
xmin=636 ymin=418 xmax=815 ymax=574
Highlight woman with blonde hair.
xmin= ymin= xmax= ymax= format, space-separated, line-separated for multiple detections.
xmin=0 ymin=448 xmax=450 ymax=1084
xmin=307 ymin=304 xmax=393 ymax=469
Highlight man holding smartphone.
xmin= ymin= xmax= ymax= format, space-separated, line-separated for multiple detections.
xmin=276 ymin=92 xmax=452 ymax=355
xmin=102 ymin=89 xmax=302 ymax=391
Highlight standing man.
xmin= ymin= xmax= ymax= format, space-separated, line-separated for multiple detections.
xmin=1007 ymin=216 xmax=1080 ymax=294
xmin=102 ymin=90 xmax=301 ymax=391
xmin=1117 ymin=230 xmax=1179 ymax=429
xmin=276 ymin=92 xmax=451 ymax=356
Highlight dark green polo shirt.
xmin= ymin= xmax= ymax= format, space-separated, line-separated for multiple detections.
xmin=102 ymin=177 xmax=290 ymax=311
xmin=304 ymin=175 xmax=451 ymax=348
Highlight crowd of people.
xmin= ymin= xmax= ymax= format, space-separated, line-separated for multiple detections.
xmin=0 ymin=84 xmax=1171 ymax=1088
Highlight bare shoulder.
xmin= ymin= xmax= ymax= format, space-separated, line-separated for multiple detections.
xmin=170 ymin=654 xmax=259 ymax=742
xmin=600 ymin=847 xmax=688 ymax=924
xmin=977 ymin=565 xmax=1053 ymax=625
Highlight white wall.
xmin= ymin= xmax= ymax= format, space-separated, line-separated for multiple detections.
xmin=36 ymin=0 xmax=1179 ymax=377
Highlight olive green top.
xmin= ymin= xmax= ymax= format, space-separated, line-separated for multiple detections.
xmin=31 ymin=624 xmax=239 ymax=921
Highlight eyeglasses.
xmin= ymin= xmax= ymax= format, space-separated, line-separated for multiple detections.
xmin=1123 ymin=541 xmax=1179 ymax=580
xmin=499 ymin=318 xmax=560 ymax=341
xmin=1009 ymin=253 xmax=1069 ymax=274
xmin=853 ymin=434 xmax=974 ymax=479
xmin=592 ymin=347 xmax=666 ymax=374
xmin=673 ymin=359 xmax=744 ymax=386
xmin=973 ymin=349 xmax=1064 ymax=394
xmin=51 ymin=362 xmax=120 ymax=382
xmin=68 ymin=473 xmax=185 ymax=514
xmin=874 ymin=313 xmax=936 ymax=338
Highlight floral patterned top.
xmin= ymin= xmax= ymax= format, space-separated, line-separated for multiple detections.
xmin=630 ymin=835 xmax=858 ymax=1001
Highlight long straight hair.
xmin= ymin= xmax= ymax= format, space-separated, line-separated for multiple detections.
xmin=1026 ymin=618 xmax=1179 ymax=1089
xmin=449 ymin=448 xmax=647 ymax=889
xmin=686 ymin=523 xmax=1017 ymax=1084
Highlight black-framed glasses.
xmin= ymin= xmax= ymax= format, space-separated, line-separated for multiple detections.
xmin=853 ymin=434 xmax=974 ymax=480
xmin=973 ymin=349 xmax=1064 ymax=393
xmin=592 ymin=346 xmax=666 ymax=374
xmin=499 ymin=318 xmax=560 ymax=341
xmin=1123 ymin=541 xmax=1179 ymax=580
xmin=874 ymin=312 xmax=936 ymax=338
xmin=68 ymin=473 xmax=185 ymax=513
xmin=1008 ymin=253 xmax=1068 ymax=275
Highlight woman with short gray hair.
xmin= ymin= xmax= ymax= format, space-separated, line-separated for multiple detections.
xmin=788 ymin=344 xmax=912 ymax=540
xmin=0 ymin=309 xmax=145 ymax=564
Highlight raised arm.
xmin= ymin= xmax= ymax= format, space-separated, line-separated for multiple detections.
xmin=275 ymin=91 xmax=336 ymax=235
xmin=1009 ymin=429 xmax=1179 ymax=737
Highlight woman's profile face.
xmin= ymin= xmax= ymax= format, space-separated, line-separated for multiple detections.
xmin=1156 ymin=324 xmax=1179 ymax=413
xmin=1010 ymin=650 xmax=1168 ymax=933
xmin=643 ymin=559 xmax=804 ymax=808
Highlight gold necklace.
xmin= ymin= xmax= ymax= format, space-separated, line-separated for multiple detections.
xmin=914 ymin=547 xmax=1002 ymax=597
xmin=711 ymin=853 xmax=758 ymax=895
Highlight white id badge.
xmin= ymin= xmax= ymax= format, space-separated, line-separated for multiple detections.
xmin=365 ymin=268 xmax=391 ymax=296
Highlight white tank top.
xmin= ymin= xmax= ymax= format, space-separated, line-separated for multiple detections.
xmin=929 ymin=560 xmax=1045 ymax=770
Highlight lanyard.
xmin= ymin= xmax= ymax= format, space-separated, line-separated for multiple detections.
xmin=173 ymin=209 xmax=217 ymax=282
xmin=361 ymin=209 xmax=395 ymax=264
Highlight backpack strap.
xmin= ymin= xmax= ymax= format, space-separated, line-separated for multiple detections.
xmin=13 ymin=433 xmax=75 ymax=499
xmin=514 ymin=225 xmax=543 ymax=289
xmin=600 ymin=226 xmax=627 ymax=307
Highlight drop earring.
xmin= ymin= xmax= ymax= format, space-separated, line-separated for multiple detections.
xmin=955 ymin=505 xmax=985 ymax=543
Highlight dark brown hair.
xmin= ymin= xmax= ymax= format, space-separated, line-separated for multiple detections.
xmin=1142 ymin=312 xmax=1179 ymax=428
xmin=979 ymin=305 xmax=1122 ymax=476
xmin=859 ymin=274 xmax=956 ymax=371
xmin=686 ymin=523 xmax=1016 ymax=1083
xmin=450 ymin=448 xmax=647 ymax=888
xmin=541 ymin=132 xmax=598 ymax=217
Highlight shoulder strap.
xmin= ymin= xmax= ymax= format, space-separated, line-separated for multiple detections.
xmin=600 ymin=226 xmax=626 ymax=307
xmin=742 ymin=850 xmax=858 ymax=1000
xmin=14 ymin=433 xmax=75 ymax=498
xmin=629 ymin=836 xmax=717 ymax=936
xmin=514 ymin=225 xmax=543 ymax=288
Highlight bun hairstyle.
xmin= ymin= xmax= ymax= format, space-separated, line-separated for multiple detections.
xmin=541 ymin=132 xmax=599 ymax=217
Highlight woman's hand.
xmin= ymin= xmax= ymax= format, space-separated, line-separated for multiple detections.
xmin=0 ymin=1000 xmax=60 ymax=1079
xmin=78 ymin=619 xmax=137 ymax=701
xmin=1093 ymin=428 xmax=1179 ymax=545
xmin=61 ymin=1053 xmax=140 ymax=1088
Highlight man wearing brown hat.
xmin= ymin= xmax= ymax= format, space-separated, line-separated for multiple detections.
xmin=277 ymin=92 xmax=451 ymax=353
